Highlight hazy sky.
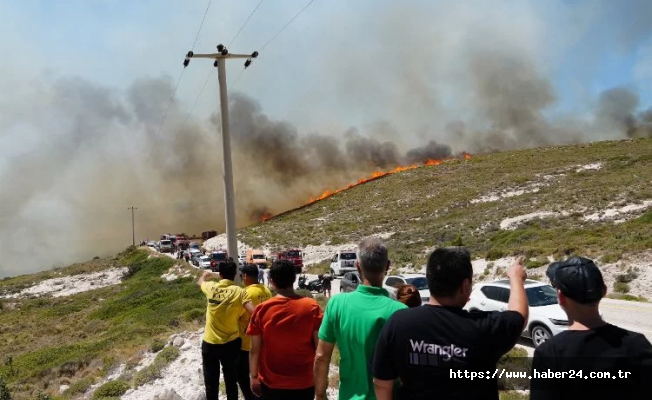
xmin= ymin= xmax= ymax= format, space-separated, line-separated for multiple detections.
xmin=2 ymin=0 xmax=650 ymax=132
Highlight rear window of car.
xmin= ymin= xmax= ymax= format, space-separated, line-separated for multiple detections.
xmin=160 ymin=240 xmax=171 ymax=245
xmin=211 ymin=253 xmax=227 ymax=261
xmin=340 ymin=253 xmax=356 ymax=260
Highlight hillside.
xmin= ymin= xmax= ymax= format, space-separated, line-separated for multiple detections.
xmin=241 ymin=138 xmax=652 ymax=297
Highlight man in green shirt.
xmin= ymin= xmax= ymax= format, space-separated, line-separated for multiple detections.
xmin=314 ymin=237 xmax=407 ymax=400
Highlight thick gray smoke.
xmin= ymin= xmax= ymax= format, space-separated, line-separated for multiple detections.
xmin=2 ymin=0 xmax=652 ymax=277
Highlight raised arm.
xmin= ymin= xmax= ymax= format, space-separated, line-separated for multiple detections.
xmin=507 ymin=256 xmax=528 ymax=328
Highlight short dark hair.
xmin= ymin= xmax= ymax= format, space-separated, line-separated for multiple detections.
xmin=242 ymin=264 xmax=259 ymax=278
xmin=426 ymin=247 xmax=473 ymax=297
xmin=219 ymin=260 xmax=237 ymax=280
xmin=269 ymin=260 xmax=296 ymax=289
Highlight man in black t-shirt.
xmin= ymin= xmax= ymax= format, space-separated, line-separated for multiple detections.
xmin=372 ymin=247 xmax=528 ymax=400
xmin=530 ymin=257 xmax=652 ymax=400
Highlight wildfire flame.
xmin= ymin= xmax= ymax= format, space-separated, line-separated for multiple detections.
xmin=261 ymin=153 xmax=472 ymax=221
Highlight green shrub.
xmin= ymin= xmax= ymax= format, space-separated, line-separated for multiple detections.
xmin=0 ymin=376 xmax=11 ymax=400
xmin=183 ymin=308 xmax=205 ymax=322
xmin=35 ymin=392 xmax=52 ymax=400
xmin=150 ymin=339 xmax=165 ymax=353
xmin=133 ymin=364 xmax=163 ymax=387
xmin=616 ymin=271 xmax=639 ymax=283
xmin=600 ymin=252 xmax=622 ymax=264
xmin=66 ymin=377 xmax=94 ymax=395
xmin=155 ymin=346 xmax=180 ymax=364
xmin=450 ymin=235 xmax=464 ymax=246
xmin=613 ymin=281 xmax=630 ymax=293
xmin=486 ymin=249 xmax=505 ymax=261
xmin=92 ymin=380 xmax=129 ymax=399
xmin=482 ymin=267 xmax=491 ymax=276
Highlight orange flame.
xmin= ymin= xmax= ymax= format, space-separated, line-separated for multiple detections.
xmin=262 ymin=152 xmax=472 ymax=219
xmin=261 ymin=212 xmax=273 ymax=221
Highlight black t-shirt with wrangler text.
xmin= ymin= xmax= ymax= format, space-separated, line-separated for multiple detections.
xmin=372 ymin=305 xmax=524 ymax=400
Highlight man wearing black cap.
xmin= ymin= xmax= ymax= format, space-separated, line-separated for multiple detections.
xmin=531 ymin=257 xmax=652 ymax=399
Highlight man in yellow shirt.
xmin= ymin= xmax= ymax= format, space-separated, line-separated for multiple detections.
xmin=238 ymin=264 xmax=273 ymax=400
xmin=198 ymin=258 xmax=254 ymax=400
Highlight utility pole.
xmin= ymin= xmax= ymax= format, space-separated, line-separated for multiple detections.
xmin=184 ymin=45 xmax=258 ymax=272
xmin=127 ymin=207 xmax=138 ymax=246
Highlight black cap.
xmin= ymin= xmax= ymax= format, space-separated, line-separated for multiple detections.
xmin=546 ymin=257 xmax=605 ymax=304
xmin=242 ymin=264 xmax=259 ymax=277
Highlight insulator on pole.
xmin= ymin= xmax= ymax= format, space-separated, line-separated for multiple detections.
xmin=244 ymin=59 xmax=252 ymax=68
xmin=214 ymin=60 xmax=218 ymax=67
xmin=251 ymin=51 xmax=259 ymax=58
xmin=187 ymin=51 xmax=194 ymax=58
xmin=183 ymin=58 xmax=190 ymax=67
xmin=217 ymin=44 xmax=225 ymax=52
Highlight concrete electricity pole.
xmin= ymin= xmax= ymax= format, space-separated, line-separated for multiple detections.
xmin=128 ymin=207 xmax=138 ymax=246
xmin=184 ymin=45 xmax=258 ymax=266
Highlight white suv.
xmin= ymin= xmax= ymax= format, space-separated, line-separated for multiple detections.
xmin=330 ymin=250 xmax=358 ymax=276
xmin=464 ymin=279 xmax=569 ymax=348
xmin=382 ymin=274 xmax=430 ymax=305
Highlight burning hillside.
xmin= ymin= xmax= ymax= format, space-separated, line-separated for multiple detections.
xmin=261 ymin=153 xmax=472 ymax=221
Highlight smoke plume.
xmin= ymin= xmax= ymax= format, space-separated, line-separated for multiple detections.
xmin=1 ymin=0 xmax=652 ymax=277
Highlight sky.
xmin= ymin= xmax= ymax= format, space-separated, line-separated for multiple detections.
xmin=0 ymin=0 xmax=651 ymax=277
xmin=1 ymin=0 xmax=650 ymax=130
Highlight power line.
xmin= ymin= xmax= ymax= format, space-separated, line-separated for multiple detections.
xmin=180 ymin=67 xmax=215 ymax=129
xmin=229 ymin=68 xmax=246 ymax=90
xmin=191 ymin=0 xmax=214 ymax=51
xmin=228 ymin=0 xmax=265 ymax=48
xmin=145 ymin=0 xmax=215 ymax=162
xmin=260 ymin=0 xmax=316 ymax=51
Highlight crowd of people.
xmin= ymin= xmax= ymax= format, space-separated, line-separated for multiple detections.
xmin=198 ymin=238 xmax=651 ymax=400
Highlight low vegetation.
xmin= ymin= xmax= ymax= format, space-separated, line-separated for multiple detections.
xmin=0 ymin=248 xmax=204 ymax=399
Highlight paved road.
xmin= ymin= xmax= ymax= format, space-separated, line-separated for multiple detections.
xmin=600 ymin=298 xmax=652 ymax=341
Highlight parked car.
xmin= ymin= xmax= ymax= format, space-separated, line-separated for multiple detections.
xmin=340 ymin=271 xmax=361 ymax=293
xmin=464 ymin=279 xmax=570 ymax=348
xmin=199 ymin=255 xmax=211 ymax=269
xmin=382 ymin=274 xmax=429 ymax=304
xmin=159 ymin=239 xmax=172 ymax=253
xmin=210 ymin=250 xmax=229 ymax=271
xmin=147 ymin=241 xmax=157 ymax=248
xmin=330 ymin=250 xmax=357 ymax=276
xmin=191 ymin=253 xmax=202 ymax=266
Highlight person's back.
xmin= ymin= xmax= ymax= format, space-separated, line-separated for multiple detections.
xmin=531 ymin=257 xmax=652 ymax=399
xmin=322 ymin=287 xmax=406 ymax=399
xmin=247 ymin=260 xmax=323 ymax=400
xmin=372 ymin=248 xmax=528 ymax=400
xmin=250 ymin=296 xmax=321 ymax=386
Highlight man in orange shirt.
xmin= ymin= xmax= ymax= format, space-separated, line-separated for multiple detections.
xmin=247 ymin=259 xmax=323 ymax=400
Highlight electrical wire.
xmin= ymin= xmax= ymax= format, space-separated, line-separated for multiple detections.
xmin=260 ymin=0 xmax=316 ymax=51
xmin=180 ymin=67 xmax=215 ymax=129
xmin=228 ymin=0 xmax=265 ymax=48
xmin=191 ymin=0 xmax=214 ymax=51
xmin=145 ymin=0 xmax=214 ymax=162
xmin=229 ymin=68 xmax=246 ymax=90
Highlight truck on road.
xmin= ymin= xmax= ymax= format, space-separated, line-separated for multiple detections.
xmin=272 ymin=249 xmax=304 ymax=273
xmin=246 ymin=249 xmax=268 ymax=269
